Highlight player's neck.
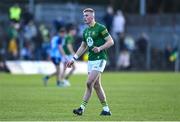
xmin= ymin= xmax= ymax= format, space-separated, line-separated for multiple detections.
xmin=89 ymin=20 xmax=96 ymax=27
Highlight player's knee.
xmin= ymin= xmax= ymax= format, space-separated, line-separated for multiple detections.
xmin=72 ymin=65 xmax=76 ymax=70
xmin=86 ymin=81 xmax=93 ymax=89
xmin=72 ymin=67 xmax=75 ymax=72
xmin=94 ymin=83 xmax=100 ymax=89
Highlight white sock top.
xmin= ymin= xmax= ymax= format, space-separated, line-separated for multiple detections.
xmin=103 ymin=106 xmax=110 ymax=112
xmin=80 ymin=105 xmax=85 ymax=111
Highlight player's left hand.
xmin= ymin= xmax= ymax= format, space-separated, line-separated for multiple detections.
xmin=92 ymin=46 xmax=101 ymax=53
xmin=66 ymin=60 xmax=74 ymax=68
xmin=63 ymin=56 xmax=68 ymax=62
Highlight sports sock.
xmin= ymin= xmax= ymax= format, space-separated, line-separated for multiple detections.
xmin=57 ymin=80 xmax=60 ymax=85
xmin=45 ymin=76 xmax=49 ymax=79
xmin=80 ymin=100 xmax=88 ymax=111
xmin=101 ymin=101 xmax=110 ymax=112
xmin=65 ymin=75 xmax=69 ymax=80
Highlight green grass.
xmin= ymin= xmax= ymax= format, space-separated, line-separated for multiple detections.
xmin=0 ymin=72 xmax=180 ymax=121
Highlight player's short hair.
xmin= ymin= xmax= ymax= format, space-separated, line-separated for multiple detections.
xmin=59 ymin=27 xmax=66 ymax=33
xmin=83 ymin=8 xmax=95 ymax=17
xmin=83 ymin=8 xmax=95 ymax=13
xmin=66 ymin=23 xmax=76 ymax=32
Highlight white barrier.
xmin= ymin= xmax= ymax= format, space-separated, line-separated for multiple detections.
xmin=5 ymin=61 xmax=87 ymax=75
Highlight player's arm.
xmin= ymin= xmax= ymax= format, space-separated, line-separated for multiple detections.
xmin=74 ymin=41 xmax=87 ymax=59
xmin=92 ymin=25 xmax=114 ymax=53
xmin=67 ymin=43 xmax=75 ymax=55
xmin=92 ymin=35 xmax=114 ymax=53
xmin=59 ymin=45 xmax=66 ymax=57
xmin=57 ymin=38 xmax=66 ymax=57
xmin=66 ymin=41 xmax=87 ymax=67
xmin=99 ymin=35 xmax=114 ymax=51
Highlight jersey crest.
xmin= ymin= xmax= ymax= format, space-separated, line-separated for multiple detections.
xmin=86 ymin=37 xmax=94 ymax=47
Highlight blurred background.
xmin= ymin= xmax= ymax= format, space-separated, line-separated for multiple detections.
xmin=0 ymin=0 xmax=180 ymax=73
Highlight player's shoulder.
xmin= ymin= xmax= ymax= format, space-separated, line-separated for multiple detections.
xmin=66 ymin=34 xmax=73 ymax=42
xmin=96 ymin=22 xmax=106 ymax=29
xmin=65 ymin=34 xmax=70 ymax=39
xmin=83 ymin=28 xmax=88 ymax=35
xmin=51 ymin=35 xmax=59 ymax=41
xmin=83 ymin=27 xmax=88 ymax=32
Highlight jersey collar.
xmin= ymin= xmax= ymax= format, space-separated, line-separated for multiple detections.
xmin=89 ymin=21 xmax=96 ymax=28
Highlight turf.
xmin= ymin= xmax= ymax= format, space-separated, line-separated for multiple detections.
xmin=0 ymin=72 xmax=180 ymax=121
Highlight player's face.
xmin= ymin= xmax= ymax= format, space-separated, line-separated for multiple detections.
xmin=59 ymin=31 xmax=66 ymax=37
xmin=83 ymin=12 xmax=93 ymax=24
xmin=71 ymin=29 xmax=77 ymax=36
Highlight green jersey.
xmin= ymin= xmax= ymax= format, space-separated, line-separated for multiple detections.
xmin=83 ymin=22 xmax=110 ymax=61
xmin=63 ymin=34 xmax=74 ymax=55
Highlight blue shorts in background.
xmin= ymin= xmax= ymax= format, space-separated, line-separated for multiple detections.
xmin=51 ymin=57 xmax=61 ymax=65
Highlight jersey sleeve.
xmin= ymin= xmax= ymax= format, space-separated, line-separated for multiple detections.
xmin=100 ymin=25 xmax=110 ymax=39
xmin=67 ymin=36 xmax=73 ymax=44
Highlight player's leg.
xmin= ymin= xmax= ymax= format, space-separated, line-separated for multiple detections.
xmin=43 ymin=72 xmax=56 ymax=81
xmin=65 ymin=63 xmax=75 ymax=80
xmin=43 ymin=72 xmax=56 ymax=86
xmin=61 ymin=63 xmax=71 ymax=86
xmin=94 ymin=75 xmax=111 ymax=115
xmin=56 ymin=62 xmax=68 ymax=87
xmin=43 ymin=57 xmax=58 ymax=85
xmin=83 ymin=70 xmax=100 ymax=101
xmin=73 ymin=70 xmax=100 ymax=115
xmin=94 ymin=74 xmax=106 ymax=102
xmin=61 ymin=63 xmax=66 ymax=81
xmin=64 ymin=55 xmax=75 ymax=84
xmin=43 ymin=58 xmax=57 ymax=86
xmin=56 ymin=64 xmax=61 ymax=86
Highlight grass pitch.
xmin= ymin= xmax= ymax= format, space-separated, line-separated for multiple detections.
xmin=0 ymin=72 xmax=180 ymax=121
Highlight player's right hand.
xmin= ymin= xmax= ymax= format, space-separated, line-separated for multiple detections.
xmin=66 ymin=60 xmax=74 ymax=68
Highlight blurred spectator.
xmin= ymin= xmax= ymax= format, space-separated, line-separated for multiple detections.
xmin=8 ymin=38 xmax=18 ymax=60
xmin=164 ymin=44 xmax=178 ymax=70
xmin=20 ymin=41 xmax=33 ymax=60
xmin=116 ymin=35 xmax=134 ymax=70
xmin=23 ymin=20 xmax=44 ymax=60
xmin=33 ymin=28 xmax=43 ymax=60
xmin=117 ymin=49 xmax=131 ymax=70
xmin=164 ymin=44 xmax=172 ymax=62
xmin=22 ymin=6 xmax=34 ymax=26
xmin=165 ymin=45 xmax=178 ymax=62
xmin=9 ymin=4 xmax=22 ymax=23
xmin=124 ymin=35 xmax=135 ymax=51
xmin=169 ymin=48 xmax=178 ymax=62
xmin=103 ymin=6 xmax=114 ymax=33
xmin=53 ymin=18 xmax=65 ymax=33
xmin=0 ymin=61 xmax=8 ymax=72
xmin=39 ymin=24 xmax=50 ymax=60
xmin=136 ymin=32 xmax=149 ymax=54
xmin=112 ymin=10 xmax=125 ymax=40
xmin=0 ymin=26 xmax=6 ymax=61
xmin=6 ymin=23 xmax=19 ymax=59
xmin=119 ymin=32 xmax=126 ymax=51
xmin=24 ymin=20 xmax=37 ymax=41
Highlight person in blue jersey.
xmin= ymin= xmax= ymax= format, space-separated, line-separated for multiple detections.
xmin=43 ymin=28 xmax=68 ymax=87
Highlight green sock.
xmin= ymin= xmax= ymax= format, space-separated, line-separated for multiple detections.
xmin=65 ymin=75 xmax=69 ymax=80
xmin=101 ymin=101 xmax=108 ymax=107
xmin=80 ymin=100 xmax=88 ymax=110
